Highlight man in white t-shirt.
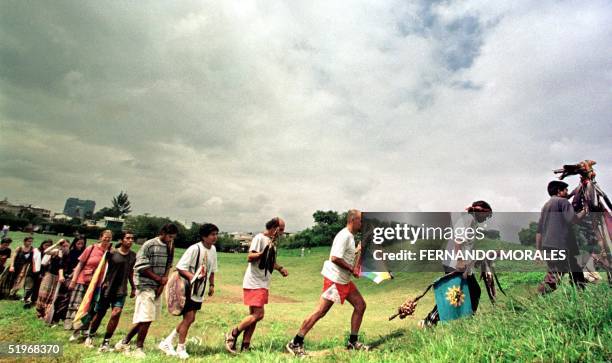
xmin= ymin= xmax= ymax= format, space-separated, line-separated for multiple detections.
xmin=287 ymin=209 xmax=368 ymax=356
xmin=159 ymin=223 xmax=218 ymax=359
xmin=224 ymin=217 xmax=288 ymax=354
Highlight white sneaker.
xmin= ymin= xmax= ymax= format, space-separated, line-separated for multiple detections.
xmin=176 ymin=348 xmax=189 ymax=360
xmin=286 ymin=341 xmax=307 ymax=357
xmin=68 ymin=331 xmax=81 ymax=342
xmin=128 ymin=347 xmax=146 ymax=358
xmin=114 ymin=340 xmax=130 ymax=352
xmin=84 ymin=337 xmax=94 ymax=348
xmin=158 ymin=340 xmax=177 ymax=356
xmin=98 ymin=341 xmax=111 ymax=352
xmin=346 ymin=341 xmax=370 ymax=351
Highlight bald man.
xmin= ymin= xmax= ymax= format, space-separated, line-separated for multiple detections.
xmin=224 ymin=217 xmax=289 ymax=354
xmin=287 ymin=209 xmax=369 ymax=357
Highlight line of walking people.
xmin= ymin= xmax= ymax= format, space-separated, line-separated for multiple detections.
xmin=0 ymin=211 xmax=369 ymax=359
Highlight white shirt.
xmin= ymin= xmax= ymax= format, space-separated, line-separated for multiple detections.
xmin=176 ymin=243 xmax=218 ymax=302
xmin=32 ymin=248 xmax=42 ymax=273
xmin=242 ymin=233 xmax=273 ymax=289
xmin=321 ymin=227 xmax=356 ymax=284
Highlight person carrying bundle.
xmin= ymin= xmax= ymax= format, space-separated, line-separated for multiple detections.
xmin=159 ymin=223 xmax=218 ymax=359
xmin=224 ymin=217 xmax=288 ymax=354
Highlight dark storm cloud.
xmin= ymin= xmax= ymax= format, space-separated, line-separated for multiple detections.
xmin=1 ymin=0 xmax=610 ymax=231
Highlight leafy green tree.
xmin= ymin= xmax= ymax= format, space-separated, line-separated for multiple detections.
xmin=574 ymin=219 xmax=598 ymax=250
xmin=216 ymin=232 xmax=241 ymax=252
xmin=19 ymin=210 xmax=46 ymax=225
xmin=313 ymin=210 xmax=341 ymax=226
xmin=484 ymin=229 xmax=501 ymax=240
xmin=0 ymin=211 xmax=29 ymax=229
xmin=111 ymin=191 xmax=132 ymax=217
xmin=186 ymin=222 xmax=202 ymax=244
xmin=283 ymin=210 xmax=348 ymax=248
xmin=124 ymin=214 xmax=188 ymax=248
xmin=93 ymin=207 xmax=118 ymax=220
xmin=518 ymin=221 xmax=538 ymax=246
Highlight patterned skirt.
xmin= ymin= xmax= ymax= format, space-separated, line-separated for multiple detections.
xmin=52 ymin=278 xmax=72 ymax=323
xmin=35 ymin=273 xmax=60 ymax=320
xmin=0 ymin=268 xmax=15 ymax=298
xmin=64 ymin=283 xmax=88 ymax=330
xmin=9 ymin=263 xmax=32 ymax=297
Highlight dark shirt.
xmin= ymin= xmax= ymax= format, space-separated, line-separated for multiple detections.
xmin=48 ymin=253 xmax=68 ymax=275
xmin=0 ymin=247 xmax=10 ymax=273
xmin=14 ymin=248 xmax=33 ymax=271
xmin=537 ymin=196 xmax=577 ymax=250
xmin=102 ymin=250 xmax=136 ymax=298
xmin=0 ymin=247 xmax=10 ymax=264
xmin=65 ymin=249 xmax=83 ymax=277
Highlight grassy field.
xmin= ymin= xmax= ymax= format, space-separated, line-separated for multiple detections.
xmin=0 ymin=232 xmax=610 ymax=362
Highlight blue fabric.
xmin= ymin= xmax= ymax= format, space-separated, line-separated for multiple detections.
xmin=433 ymin=274 xmax=473 ymax=322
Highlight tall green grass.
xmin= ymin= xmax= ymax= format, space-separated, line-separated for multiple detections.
xmin=0 ymin=231 xmax=609 ymax=362
xmin=356 ymin=283 xmax=611 ymax=363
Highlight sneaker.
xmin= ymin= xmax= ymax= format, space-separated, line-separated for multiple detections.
xmin=224 ymin=331 xmax=237 ymax=355
xmin=84 ymin=337 xmax=94 ymax=348
xmin=346 ymin=341 xmax=370 ymax=351
xmin=98 ymin=341 xmax=111 ymax=353
xmin=114 ymin=340 xmax=130 ymax=352
xmin=63 ymin=320 xmax=73 ymax=330
xmin=68 ymin=331 xmax=82 ymax=342
xmin=128 ymin=347 xmax=146 ymax=358
xmin=286 ymin=341 xmax=307 ymax=357
xmin=176 ymin=348 xmax=189 ymax=360
xmin=158 ymin=340 xmax=177 ymax=356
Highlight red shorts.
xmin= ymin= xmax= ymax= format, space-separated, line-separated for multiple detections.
xmin=321 ymin=277 xmax=357 ymax=304
xmin=243 ymin=288 xmax=269 ymax=307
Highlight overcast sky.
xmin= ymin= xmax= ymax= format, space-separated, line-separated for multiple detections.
xmin=1 ymin=0 xmax=611 ymax=232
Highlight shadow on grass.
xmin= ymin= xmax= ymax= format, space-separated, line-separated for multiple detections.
xmin=368 ymin=328 xmax=407 ymax=349
xmin=188 ymin=344 xmax=231 ymax=356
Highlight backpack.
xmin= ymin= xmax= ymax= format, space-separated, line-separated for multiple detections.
xmin=166 ymin=244 xmax=207 ymax=316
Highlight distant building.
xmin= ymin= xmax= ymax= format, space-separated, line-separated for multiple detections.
xmin=63 ymin=198 xmax=96 ymax=219
xmin=96 ymin=216 xmax=125 ymax=230
xmin=0 ymin=198 xmax=52 ymax=220
xmin=229 ymin=232 xmax=254 ymax=251
xmin=52 ymin=213 xmax=73 ymax=222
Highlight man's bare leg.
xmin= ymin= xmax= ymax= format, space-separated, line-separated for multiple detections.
xmin=177 ymin=310 xmax=196 ymax=344
xmin=346 ymin=289 xmax=366 ymax=334
xmin=298 ymin=298 xmax=334 ymax=337
xmin=227 ymin=306 xmax=264 ymax=352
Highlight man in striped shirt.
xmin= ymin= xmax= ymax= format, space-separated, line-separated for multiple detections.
xmin=115 ymin=223 xmax=178 ymax=358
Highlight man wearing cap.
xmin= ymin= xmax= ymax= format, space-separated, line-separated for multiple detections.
xmin=537 ymin=180 xmax=587 ymax=293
